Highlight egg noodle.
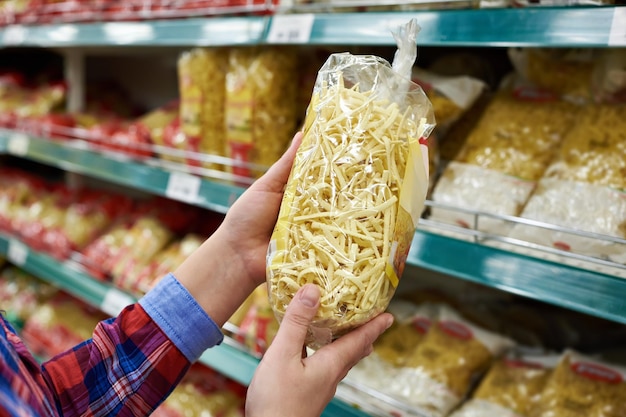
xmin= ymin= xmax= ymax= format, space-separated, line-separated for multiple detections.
xmin=267 ymin=71 xmax=431 ymax=346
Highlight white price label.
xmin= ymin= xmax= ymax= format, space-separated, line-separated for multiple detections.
xmin=166 ymin=172 xmax=201 ymax=204
xmin=8 ymin=239 xmax=28 ymax=266
xmin=101 ymin=288 xmax=135 ymax=317
xmin=8 ymin=134 xmax=29 ymax=156
xmin=267 ymin=14 xmax=314 ymax=44
xmin=609 ymin=7 xmax=626 ymax=46
xmin=2 ymin=25 xmax=26 ymax=45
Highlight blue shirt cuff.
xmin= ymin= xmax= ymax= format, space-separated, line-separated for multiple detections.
xmin=139 ymin=273 xmax=224 ymax=362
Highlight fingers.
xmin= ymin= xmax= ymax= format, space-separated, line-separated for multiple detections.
xmin=252 ymin=131 xmax=303 ymax=193
xmin=270 ymin=284 xmax=320 ymax=359
xmin=313 ymin=313 xmax=394 ymax=380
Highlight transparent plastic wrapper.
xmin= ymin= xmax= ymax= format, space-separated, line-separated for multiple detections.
xmin=510 ymin=103 xmax=626 ymax=263
xmin=340 ymin=301 xmax=441 ymax=416
xmin=225 ymin=46 xmax=299 ymax=180
xmin=267 ymin=20 xmax=435 ymax=348
xmin=177 ymin=47 xmax=228 ymax=169
xmin=430 ymin=90 xmax=579 ymax=235
xmin=393 ymin=305 xmax=515 ymax=417
xmin=450 ymin=352 xmax=557 ymax=417
xmin=152 ymin=364 xmax=245 ymax=417
xmin=531 ymin=350 xmax=626 ymax=417
xmin=508 ymin=48 xmax=595 ymax=103
xmin=411 ymin=67 xmax=487 ymax=187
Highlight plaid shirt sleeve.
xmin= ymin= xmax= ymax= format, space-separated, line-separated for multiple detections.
xmin=40 ymin=273 xmax=224 ymax=416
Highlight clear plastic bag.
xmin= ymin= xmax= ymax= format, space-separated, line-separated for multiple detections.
xmin=266 ymin=19 xmax=435 ymax=348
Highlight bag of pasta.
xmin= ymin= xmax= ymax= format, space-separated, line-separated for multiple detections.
xmin=266 ymin=19 xmax=435 ymax=348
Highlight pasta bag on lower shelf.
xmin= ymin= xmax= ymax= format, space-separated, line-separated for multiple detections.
xmin=530 ymin=350 xmax=626 ymax=417
xmin=395 ymin=306 xmax=515 ymax=417
xmin=266 ymin=19 xmax=435 ymax=348
xmin=449 ymin=351 xmax=557 ymax=417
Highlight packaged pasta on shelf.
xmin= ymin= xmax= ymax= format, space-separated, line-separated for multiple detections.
xmin=389 ymin=305 xmax=515 ymax=417
xmin=509 ymin=103 xmax=626 ymax=264
xmin=21 ymin=293 xmax=108 ymax=359
xmin=531 ymin=350 xmax=626 ymax=417
xmin=449 ymin=351 xmax=558 ymax=417
xmin=508 ymin=48 xmax=595 ymax=103
xmin=121 ymin=233 xmax=205 ymax=296
xmin=411 ymin=67 xmax=487 ymax=188
xmin=266 ymin=19 xmax=435 ymax=348
xmin=234 ymin=284 xmax=279 ymax=355
xmin=0 ymin=266 xmax=58 ymax=329
xmin=430 ymin=89 xmax=579 ymax=235
xmin=151 ymin=363 xmax=246 ymax=417
xmin=224 ymin=46 xmax=299 ymax=180
xmin=176 ymin=47 xmax=228 ymax=169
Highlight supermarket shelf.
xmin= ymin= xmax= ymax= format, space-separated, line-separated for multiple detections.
xmin=0 ymin=16 xmax=268 ymax=47
xmin=0 ymin=233 xmax=135 ymax=316
xmin=3 ymin=129 xmax=626 ymax=326
xmin=0 ymin=129 xmax=246 ymax=215
xmin=301 ymin=7 xmax=621 ymax=47
xmin=0 ymin=233 xmax=370 ymax=417
xmin=0 ymin=6 xmax=623 ymax=47
xmin=408 ymin=229 xmax=626 ymax=326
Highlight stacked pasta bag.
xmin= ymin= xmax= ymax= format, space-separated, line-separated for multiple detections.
xmin=429 ymin=88 xmax=579 ymax=236
xmin=266 ymin=19 xmax=435 ymax=348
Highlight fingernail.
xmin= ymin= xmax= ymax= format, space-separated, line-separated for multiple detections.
xmin=385 ymin=316 xmax=394 ymax=330
xmin=299 ymin=284 xmax=319 ymax=308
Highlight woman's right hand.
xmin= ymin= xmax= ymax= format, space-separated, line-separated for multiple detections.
xmin=245 ymin=284 xmax=393 ymax=417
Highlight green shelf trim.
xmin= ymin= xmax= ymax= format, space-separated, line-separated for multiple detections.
xmin=0 ymin=234 xmax=127 ymax=310
xmin=0 ymin=130 xmax=246 ymax=214
xmin=302 ymin=7 xmax=619 ymax=47
xmin=0 ymin=6 xmax=622 ymax=47
xmin=0 ymin=16 xmax=268 ymax=47
xmin=409 ymin=230 xmax=626 ymax=325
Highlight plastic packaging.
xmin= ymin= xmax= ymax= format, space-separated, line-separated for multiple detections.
xmin=224 ymin=46 xmax=299 ymax=179
xmin=508 ymin=48 xmax=595 ymax=102
xmin=450 ymin=352 xmax=557 ymax=417
xmin=394 ymin=305 xmax=515 ymax=416
xmin=152 ymin=364 xmax=246 ymax=417
xmin=266 ymin=19 xmax=434 ymax=348
xmin=340 ymin=301 xmax=441 ymax=417
xmin=430 ymin=90 xmax=579 ymax=235
xmin=177 ymin=47 xmax=228 ymax=169
xmin=510 ymin=103 xmax=626 ymax=263
xmin=531 ymin=350 xmax=626 ymax=417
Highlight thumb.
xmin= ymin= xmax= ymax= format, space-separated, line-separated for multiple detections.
xmin=272 ymin=284 xmax=320 ymax=358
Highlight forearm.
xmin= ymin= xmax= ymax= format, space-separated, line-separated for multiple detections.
xmin=173 ymin=228 xmax=260 ymax=327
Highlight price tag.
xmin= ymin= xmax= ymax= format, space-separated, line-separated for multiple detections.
xmin=101 ymin=288 xmax=135 ymax=317
xmin=8 ymin=239 xmax=28 ymax=266
xmin=609 ymin=7 xmax=626 ymax=46
xmin=166 ymin=172 xmax=201 ymax=204
xmin=267 ymin=14 xmax=314 ymax=44
xmin=8 ymin=133 xmax=29 ymax=156
xmin=2 ymin=25 xmax=26 ymax=45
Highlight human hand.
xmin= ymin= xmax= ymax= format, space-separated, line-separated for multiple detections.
xmin=217 ymin=131 xmax=302 ymax=288
xmin=245 ymin=284 xmax=394 ymax=417
xmin=174 ymin=132 xmax=301 ymax=326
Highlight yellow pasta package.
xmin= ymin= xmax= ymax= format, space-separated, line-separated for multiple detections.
xmin=266 ymin=20 xmax=435 ymax=348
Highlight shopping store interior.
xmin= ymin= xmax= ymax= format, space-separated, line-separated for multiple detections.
xmin=0 ymin=3 xmax=625 ymax=416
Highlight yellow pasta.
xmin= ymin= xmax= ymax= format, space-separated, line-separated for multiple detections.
xmin=267 ymin=57 xmax=433 ymax=347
